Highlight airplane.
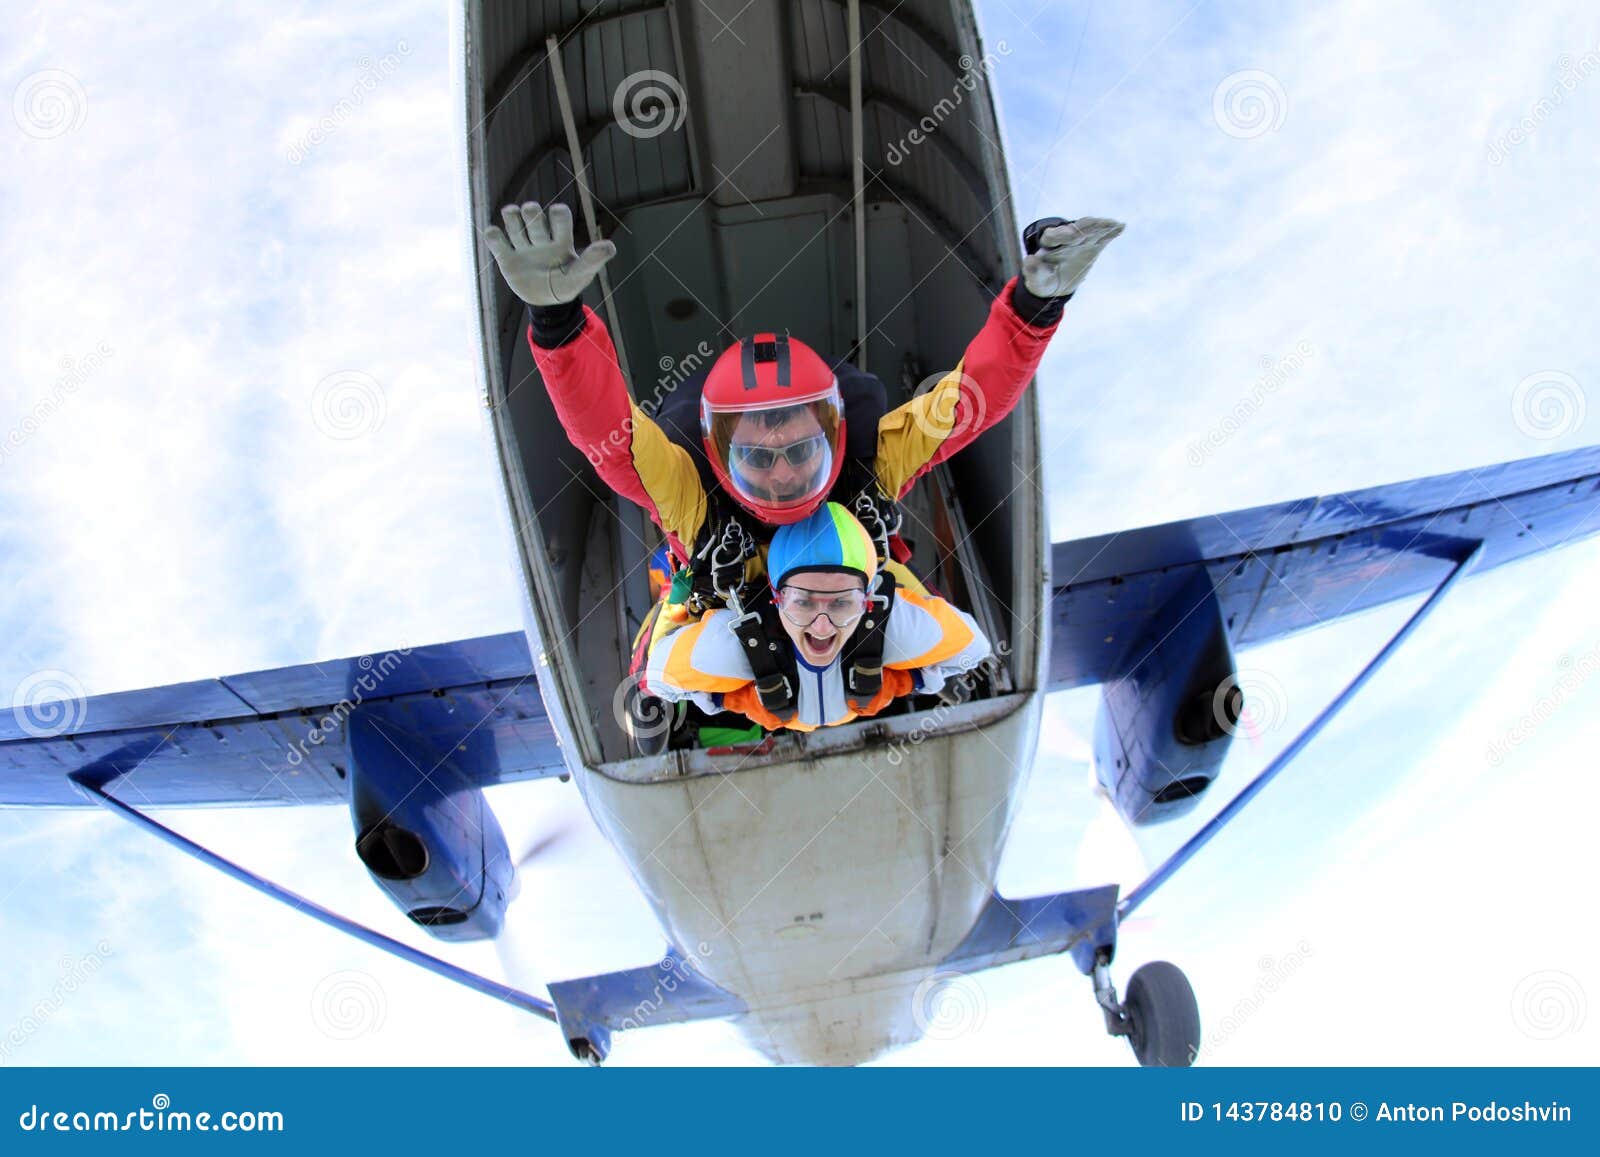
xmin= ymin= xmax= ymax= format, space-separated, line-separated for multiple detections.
xmin=4 ymin=0 xmax=1599 ymax=1067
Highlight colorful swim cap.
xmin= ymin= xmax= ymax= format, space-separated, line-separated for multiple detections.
xmin=766 ymin=502 xmax=879 ymax=590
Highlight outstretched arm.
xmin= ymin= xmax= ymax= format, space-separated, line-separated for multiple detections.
xmin=485 ymin=201 xmax=709 ymax=554
xmin=875 ymin=217 xmax=1125 ymax=499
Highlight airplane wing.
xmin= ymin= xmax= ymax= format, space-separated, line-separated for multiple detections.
xmin=1049 ymin=445 xmax=1600 ymax=691
xmin=1 ymin=632 xmax=561 ymax=807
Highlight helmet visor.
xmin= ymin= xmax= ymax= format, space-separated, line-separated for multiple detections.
xmin=704 ymin=393 xmax=843 ymax=514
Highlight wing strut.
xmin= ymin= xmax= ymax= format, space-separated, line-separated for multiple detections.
xmin=1118 ymin=539 xmax=1487 ymax=919
xmin=67 ymin=767 xmax=558 ymax=1024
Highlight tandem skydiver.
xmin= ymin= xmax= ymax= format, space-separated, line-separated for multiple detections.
xmin=482 ymin=198 xmax=1121 ymax=745
xmin=643 ymin=502 xmax=993 ymax=732
xmin=481 ymin=199 xmax=1124 ymax=607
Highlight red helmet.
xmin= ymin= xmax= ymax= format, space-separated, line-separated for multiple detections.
xmin=700 ymin=332 xmax=845 ymax=524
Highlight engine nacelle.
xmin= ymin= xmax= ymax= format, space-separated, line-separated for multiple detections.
xmin=1093 ymin=568 xmax=1242 ymax=826
xmin=346 ymin=710 xmax=514 ymax=940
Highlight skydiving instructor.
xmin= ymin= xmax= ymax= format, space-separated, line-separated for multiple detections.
xmin=481 ymin=199 xmax=1124 ymax=598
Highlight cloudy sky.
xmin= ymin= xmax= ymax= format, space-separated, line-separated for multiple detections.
xmin=1 ymin=0 xmax=1595 ymax=1067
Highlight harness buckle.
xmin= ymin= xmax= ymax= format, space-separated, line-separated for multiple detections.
xmin=700 ymin=518 xmax=757 ymax=608
xmin=852 ymin=490 xmax=895 ymax=565
xmin=753 ymin=672 xmax=794 ymax=705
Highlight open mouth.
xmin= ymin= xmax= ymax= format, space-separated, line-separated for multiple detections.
xmin=801 ymin=630 xmax=835 ymax=659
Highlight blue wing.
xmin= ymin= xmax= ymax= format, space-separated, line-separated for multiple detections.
xmin=1049 ymin=444 xmax=1600 ymax=691
xmin=1 ymin=632 xmax=560 ymax=807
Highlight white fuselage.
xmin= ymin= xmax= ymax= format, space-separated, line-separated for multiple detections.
xmin=562 ymin=692 xmax=1042 ymax=1065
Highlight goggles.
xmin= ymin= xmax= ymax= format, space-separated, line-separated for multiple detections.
xmin=775 ymin=584 xmax=868 ymax=629
xmin=729 ymin=433 xmax=829 ymax=473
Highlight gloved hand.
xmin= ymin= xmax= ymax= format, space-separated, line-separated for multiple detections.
xmin=482 ymin=201 xmax=617 ymax=307
xmin=1022 ymin=216 xmax=1125 ymax=299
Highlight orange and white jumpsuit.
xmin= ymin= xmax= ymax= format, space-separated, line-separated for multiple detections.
xmin=642 ymin=587 xmax=992 ymax=731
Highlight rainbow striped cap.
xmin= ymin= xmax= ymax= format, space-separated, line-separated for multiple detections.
xmin=766 ymin=502 xmax=879 ymax=590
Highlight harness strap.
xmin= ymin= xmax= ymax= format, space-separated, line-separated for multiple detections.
xmin=841 ymin=570 xmax=896 ymax=711
xmin=840 ymin=458 xmax=901 ymax=571
xmin=687 ymin=460 xmax=905 ymax=614
xmin=729 ymin=601 xmax=800 ymax=716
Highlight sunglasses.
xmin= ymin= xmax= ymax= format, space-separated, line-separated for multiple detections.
xmin=776 ymin=584 xmax=867 ymax=629
xmin=729 ymin=434 xmax=827 ymax=472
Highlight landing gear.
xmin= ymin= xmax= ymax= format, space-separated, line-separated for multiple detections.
xmin=1093 ymin=953 xmax=1200 ymax=1067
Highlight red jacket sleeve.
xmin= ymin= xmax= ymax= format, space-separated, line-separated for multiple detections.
xmin=526 ymin=307 xmax=707 ymax=556
xmin=874 ymin=276 xmax=1060 ymax=499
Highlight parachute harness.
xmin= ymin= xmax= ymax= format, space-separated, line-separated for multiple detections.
xmin=701 ymin=519 xmax=797 ymax=715
xmin=699 ymin=517 xmax=757 ymax=612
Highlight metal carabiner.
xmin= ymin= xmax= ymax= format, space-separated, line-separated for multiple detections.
xmin=706 ymin=518 xmax=755 ymax=610
xmin=851 ymin=491 xmax=891 ymax=565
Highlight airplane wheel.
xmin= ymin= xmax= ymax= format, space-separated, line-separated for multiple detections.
xmin=1124 ymin=961 xmax=1200 ymax=1067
